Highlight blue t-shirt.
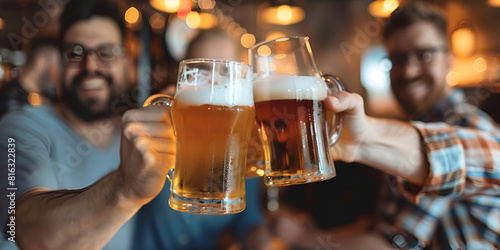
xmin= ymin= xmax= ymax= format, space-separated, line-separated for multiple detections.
xmin=133 ymin=177 xmax=264 ymax=250
xmin=0 ymin=105 xmax=135 ymax=250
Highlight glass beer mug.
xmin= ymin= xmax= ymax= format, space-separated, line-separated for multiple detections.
xmin=249 ymin=36 xmax=343 ymax=186
xmin=144 ymin=59 xmax=255 ymax=214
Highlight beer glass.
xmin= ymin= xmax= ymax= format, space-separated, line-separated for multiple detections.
xmin=144 ymin=59 xmax=255 ymax=214
xmin=249 ymin=36 xmax=343 ymax=186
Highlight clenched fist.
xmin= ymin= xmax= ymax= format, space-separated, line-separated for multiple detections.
xmin=118 ymin=105 xmax=176 ymax=205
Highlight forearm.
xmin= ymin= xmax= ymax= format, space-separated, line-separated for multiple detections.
xmin=356 ymin=117 xmax=429 ymax=185
xmin=16 ymin=170 xmax=140 ymax=250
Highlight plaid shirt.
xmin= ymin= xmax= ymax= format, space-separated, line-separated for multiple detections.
xmin=378 ymin=89 xmax=500 ymax=249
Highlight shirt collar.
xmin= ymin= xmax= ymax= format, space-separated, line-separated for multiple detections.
xmin=413 ymin=89 xmax=465 ymax=123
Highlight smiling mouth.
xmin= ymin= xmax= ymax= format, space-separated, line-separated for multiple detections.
xmin=82 ymin=78 xmax=107 ymax=91
xmin=401 ymin=81 xmax=429 ymax=102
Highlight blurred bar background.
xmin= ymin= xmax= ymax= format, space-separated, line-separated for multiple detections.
xmin=2 ymin=2 xmax=500 ymax=245
xmin=1 ymin=0 xmax=500 ymax=119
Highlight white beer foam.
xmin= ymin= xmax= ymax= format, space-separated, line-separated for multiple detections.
xmin=175 ymin=80 xmax=254 ymax=107
xmin=253 ymin=74 xmax=328 ymax=102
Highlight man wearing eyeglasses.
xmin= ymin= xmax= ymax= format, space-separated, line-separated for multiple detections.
xmin=385 ymin=5 xmax=453 ymax=121
xmin=346 ymin=2 xmax=500 ymax=249
xmin=61 ymin=42 xmax=128 ymax=122
xmin=0 ymin=0 xmax=176 ymax=249
xmin=375 ymin=2 xmax=500 ymax=248
xmin=275 ymin=2 xmax=499 ymax=249
xmin=0 ymin=0 xmax=272 ymax=249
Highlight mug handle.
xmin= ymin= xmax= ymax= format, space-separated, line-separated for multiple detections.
xmin=322 ymin=75 xmax=344 ymax=147
xmin=143 ymin=94 xmax=175 ymax=181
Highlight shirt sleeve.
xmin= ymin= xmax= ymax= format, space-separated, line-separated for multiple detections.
xmin=0 ymin=111 xmax=59 ymax=231
xmin=399 ymin=121 xmax=500 ymax=203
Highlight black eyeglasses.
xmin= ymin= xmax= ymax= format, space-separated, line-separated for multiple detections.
xmin=389 ymin=47 xmax=448 ymax=67
xmin=64 ymin=44 xmax=125 ymax=66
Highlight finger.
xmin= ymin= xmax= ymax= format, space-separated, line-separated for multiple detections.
xmin=131 ymin=136 xmax=175 ymax=157
xmin=131 ymin=136 xmax=156 ymax=167
xmin=122 ymin=105 xmax=170 ymax=124
xmin=147 ymin=138 xmax=176 ymax=154
xmin=324 ymin=91 xmax=365 ymax=115
xmin=132 ymin=136 xmax=175 ymax=173
xmin=122 ymin=121 xmax=174 ymax=140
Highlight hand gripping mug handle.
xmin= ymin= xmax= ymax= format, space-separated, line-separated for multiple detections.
xmin=322 ymin=75 xmax=344 ymax=147
xmin=143 ymin=94 xmax=175 ymax=182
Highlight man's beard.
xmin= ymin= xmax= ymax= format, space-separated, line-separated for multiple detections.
xmin=391 ymin=75 xmax=433 ymax=117
xmin=61 ymin=71 xmax=116 ymax=122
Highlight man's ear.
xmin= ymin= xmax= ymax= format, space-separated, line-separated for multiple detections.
xmin=32 ymin=54 xmax=48 ymax=75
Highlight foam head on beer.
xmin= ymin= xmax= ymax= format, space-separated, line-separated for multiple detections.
xmin=176 ymin=69 xmax=254 ymax=107
xmin=253 ymin=73 xmax=328 ymax=102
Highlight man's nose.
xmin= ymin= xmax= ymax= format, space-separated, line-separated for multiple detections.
xmin=400 ymin=60 xmax=422 ymax=80
xmin=83 ymin=53 xmax=100 ymax=73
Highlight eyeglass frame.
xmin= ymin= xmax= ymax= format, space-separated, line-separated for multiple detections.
xmin=62 ymin=43 xmax=126 ymax=67
xmin=388 ymin=46 xmax=449 ymax=68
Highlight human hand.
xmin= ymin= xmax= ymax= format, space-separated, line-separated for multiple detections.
xmin=118 ymin=105 xmax=176 ymax=205
xmin=325 ymin=91 xmax=369 ymax=163
xmin=326 ymin=91 xmax=430 ymax=185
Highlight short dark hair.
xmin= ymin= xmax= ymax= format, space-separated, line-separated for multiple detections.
xmin=383 ymin=2 xmax=448 ymax=44
xmin=59 ymin=0 xmax=126 ymax=43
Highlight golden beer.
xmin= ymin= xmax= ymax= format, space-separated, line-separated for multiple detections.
xmin=145 ymin=59 xmax=255 ymax=214
xmin=169 ymin=97 xmax=255 ymax=213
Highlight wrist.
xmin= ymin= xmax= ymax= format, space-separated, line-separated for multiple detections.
xmin=351 ymin=116 xmax=377 ymax=163
xmin=109 ymin=170 xmax=146 ymax=209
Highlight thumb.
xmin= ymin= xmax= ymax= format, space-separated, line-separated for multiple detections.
xmin=325 ymin=91 xmax=365 ymax=115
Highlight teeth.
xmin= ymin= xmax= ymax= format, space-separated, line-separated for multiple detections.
xmin=82 ymin=79 xmax=105 ymax=90
xmin=406 ymin=83 xmax=428 ymax=100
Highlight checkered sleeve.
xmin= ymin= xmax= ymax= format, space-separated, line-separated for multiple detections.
xmin=389 ymin=122 xmax=500 ymax=247
xmin=402 ymin=121 xmax=500 ymax=203
xmin=381 ymin=91 xmax=500 ymax=248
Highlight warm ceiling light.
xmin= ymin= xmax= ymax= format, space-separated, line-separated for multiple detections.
xmin=446 ymin=71 xmax=459 ymax=86
xmin=277 ymin=5 xmax=292 ymax=23
xmin=186 ymin=11 xmax=200 ymax=29
xmin=473 ymin=57 xmax=487 ymax=72
xmin=257 ymin=45 xmax=272 ymax=56
xmin=452 ymin=27 xmax=475 ymax=57
xmin=28 ymin=92 xmax=42 ymax=106
xmin=262 ymin=4 xmax=305 ymax=25
xmin=368 ymin=0 xmax=399 ymax=18
xmin=241 ymin=33 xmax=256 ymax=48
xmin=150 ymin=13 xmax=166 ymax=32
xmin=199 ymin=0 xmax=216 ymax=10
xmin=150 ymin=0 xmax=180 ymax=13
xmin=125 ymin=7 xmax=141 ymax=24
xmin=198 ymin=13 xmax=217 ymax=29
xmin=487 ymin=0 xmax=500 ymax=7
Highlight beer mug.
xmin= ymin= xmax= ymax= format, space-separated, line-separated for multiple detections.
xmin=249 ymin=36 xmax=343 ymax=186
xmin=144 ymin=59 xmax=255 ymax=214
